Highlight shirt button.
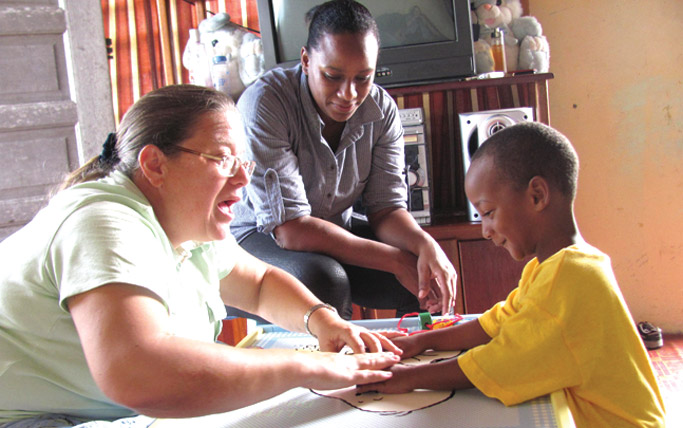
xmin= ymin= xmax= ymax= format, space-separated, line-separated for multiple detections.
xmin=326 ymin=193 xmax=332 ymax=198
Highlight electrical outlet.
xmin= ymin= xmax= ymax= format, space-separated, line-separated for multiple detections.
xmin=399 ymin=108 xmax=423 ymax=126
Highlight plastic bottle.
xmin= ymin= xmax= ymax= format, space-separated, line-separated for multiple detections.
xmin=491 ymin=27 xmax=507 ymax=73
xmin=182 ymin=29 xmax=212 ymax=86
xmin=211 ymin=55 xmax=230 ymax=94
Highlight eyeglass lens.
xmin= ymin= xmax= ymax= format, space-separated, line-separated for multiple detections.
xmin=224 ymin=156 xmax=255 ymax=177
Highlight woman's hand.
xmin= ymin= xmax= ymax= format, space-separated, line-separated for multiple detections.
xmin=391 ymin=250 xmax=421 ymax=296
xmin=415 ymin=240 xmax=457 ymax=314
xmin=310 ymin=308 xmax=405 ymax=355
xmin=300 ymin=351 xmax=400 ymax=391
xmin=367 ymin=207 xmax=457 ymax=314
xmin=391 ymin=249 xmax=446 ymax=313
xmin=354 ymin=363 xmax=419 ymax=394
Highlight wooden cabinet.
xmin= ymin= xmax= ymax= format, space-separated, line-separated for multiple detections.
xmin=387 ymin=73 xmax=554 ymax=313
xmin=424 ymin=222 xmax=526 ymax=315
xmin=458 ymin=239 xmax=525 ymax=313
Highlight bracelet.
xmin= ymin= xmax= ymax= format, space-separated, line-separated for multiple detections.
xmin=304 ymin=303 xmax=337 ymax=338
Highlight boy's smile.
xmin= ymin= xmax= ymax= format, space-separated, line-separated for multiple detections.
xmin=465 ymin=156 xmax=538 ymax=261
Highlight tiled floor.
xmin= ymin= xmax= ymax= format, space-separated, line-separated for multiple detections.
xmin=648 ymin=333 xmax=683 ymax=426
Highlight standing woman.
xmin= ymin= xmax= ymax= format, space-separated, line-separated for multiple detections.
xmin=231 ymin=0 xmax=457 ymax=320
xmin=0 ymin=85 xmax=400 ymax=427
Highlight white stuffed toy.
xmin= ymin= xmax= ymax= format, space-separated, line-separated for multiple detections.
xmin=509 ymin=12 xmax=550 ymax=72
xmin=183 ymin=12 xmax=265 ymax=100
xmin=470 ymin=0 xmax=549 ymax=74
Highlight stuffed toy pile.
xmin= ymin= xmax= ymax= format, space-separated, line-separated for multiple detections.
xmin=182 ymin=12 xmax=265 ymax=100
xmin=470 ymin=0 xmax=550 ymax=74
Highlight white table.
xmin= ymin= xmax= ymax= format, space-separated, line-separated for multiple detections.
xmin=150 ymin=317 xmax=575 ymax=428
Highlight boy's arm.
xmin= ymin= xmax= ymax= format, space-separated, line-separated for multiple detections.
xmin=356 ymin=319 xmax=490 ymax=394
xmin=356 ymin=356 xmax=473 ymax=394
xmin=395 ymin=318 xmax=491 ymax=359
xmin=417 ymin=318 xmax=491 ymax=352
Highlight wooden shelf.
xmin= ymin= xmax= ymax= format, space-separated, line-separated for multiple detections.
xmin=386 ymin=72 xmax=554 ymax=96
xmin=424 ymin=221 xmax=484 ymax=241
xmin=388 ymin=72 xmax=554 ymax=223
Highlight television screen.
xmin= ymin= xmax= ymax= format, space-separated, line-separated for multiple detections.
xmin=258 ymin=0 xmax=475 ymax=87
xmin=272 ymin=1 xmax=456 ymax=61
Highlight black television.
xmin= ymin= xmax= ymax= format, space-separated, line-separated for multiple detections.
xmin=256 ymin=0 xmax=476 ymax=88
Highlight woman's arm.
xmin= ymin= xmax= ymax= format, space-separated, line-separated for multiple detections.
xmin=368 ymin=207 xmax=457 ymax=313
xmin=273 ymin=215 xmax=421 ymax=297
xmin=68 ymin=284 xmax=400 ymax=418
xmin=220 ymin=245 xmax=403 ymax=355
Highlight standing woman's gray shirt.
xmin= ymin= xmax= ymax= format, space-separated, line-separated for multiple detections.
xmin=230 ymin=64 xmax=407 ymax=242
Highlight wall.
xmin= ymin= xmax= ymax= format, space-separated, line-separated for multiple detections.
xmin=95 ymin=1 xmax=682 ymax=331
xmin=530 ymin=1 xmax=682 ymax=332
xmin=100 ymin=0 xmax=256 ymax=122
xmin=0 ymin=0 xmax=113 ymax=240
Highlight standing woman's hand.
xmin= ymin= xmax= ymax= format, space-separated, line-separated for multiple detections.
xmin=415 ymin=240 xmax=457 ymax=314
xmin=367 ymin=208 xmax=457 ymax=314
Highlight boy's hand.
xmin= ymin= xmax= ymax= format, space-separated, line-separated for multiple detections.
xmin=355 ymin=364 xmax=417 ymax=394
xmin=390 ymin=334 xmax=426 ymax=359
xmin=355 ymin=350 xmax=473 ymax=394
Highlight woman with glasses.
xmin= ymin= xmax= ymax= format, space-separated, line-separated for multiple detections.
xmin=231 ymin=0 xmax=456 ymax=320
xmin=0 ymin=84 xmax=402 ymax=427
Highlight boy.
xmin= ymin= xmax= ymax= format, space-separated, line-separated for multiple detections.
xmin=357 ymin=122 xmax=665 ymax=427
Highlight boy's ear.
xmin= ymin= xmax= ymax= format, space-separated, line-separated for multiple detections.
xmin=138 ymin=145 xmax=168 ymax=188
xmin=527 ymin=176 xmax=550 ymax=211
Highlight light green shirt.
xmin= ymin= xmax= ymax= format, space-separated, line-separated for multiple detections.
xmin=0 ymin=171 xmax=235 ymax=422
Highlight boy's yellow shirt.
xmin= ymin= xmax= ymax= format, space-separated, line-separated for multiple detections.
xmin=458 ymin=243 xmax=665 ymax=428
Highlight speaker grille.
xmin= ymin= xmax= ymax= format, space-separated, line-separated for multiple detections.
xmin=458 ymin=108 xmax=535 ymax=221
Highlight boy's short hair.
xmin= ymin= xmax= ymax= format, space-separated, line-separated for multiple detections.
xmin=471 ymin=122 xmax=579 ymax=199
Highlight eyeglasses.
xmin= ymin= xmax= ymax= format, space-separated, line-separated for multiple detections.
xmin=175 ymin=146 xmax=256 ymax=177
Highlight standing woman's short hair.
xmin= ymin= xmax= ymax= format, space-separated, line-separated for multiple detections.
xmin=305 ymin=0 xmax=380 ymax=51
xmin=60 ymin=85 xmax=235 ymax=190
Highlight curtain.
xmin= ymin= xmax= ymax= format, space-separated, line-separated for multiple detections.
xmin=100 ymin=0 xmax=260 ymax=123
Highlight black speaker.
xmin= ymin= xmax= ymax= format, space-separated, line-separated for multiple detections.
xmin=459 ymin=107 xmax=534 ymax=221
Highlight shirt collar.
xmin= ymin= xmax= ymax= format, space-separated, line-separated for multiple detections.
xmin=175 ymin=241 xmax=198 ymax=264
xmin=174 ymin=240 xmax=213 ymax=265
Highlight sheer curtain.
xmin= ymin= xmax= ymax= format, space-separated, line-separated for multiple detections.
xmin=100 ymin=0 xmax=260 ymax=122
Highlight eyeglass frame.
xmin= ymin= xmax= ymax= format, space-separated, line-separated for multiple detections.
xmin=174 ymin=146 xmax=255 ymax=177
